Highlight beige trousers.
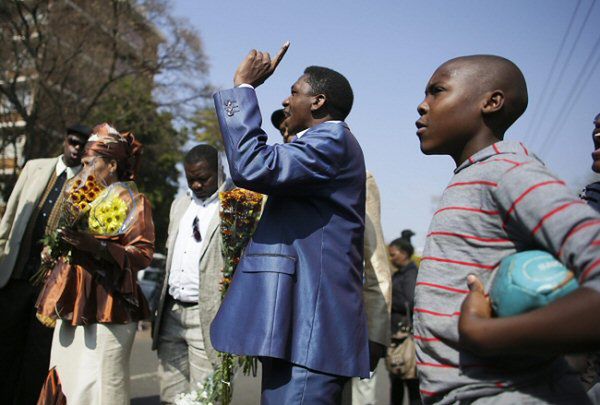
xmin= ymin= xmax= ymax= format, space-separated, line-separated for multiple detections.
xmin=50 ymin=320 xmax=137 ymax=405
xmin=341 ymin=368 xmax=378 ymax=405
xmin=157 ymin=300 xmax=213 ymax=404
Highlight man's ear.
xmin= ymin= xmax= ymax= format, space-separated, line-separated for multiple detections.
xmin=311 ymin=93 xmax=327 ymax=112
xmin=482 ymin=90 xmax=504 ymax=115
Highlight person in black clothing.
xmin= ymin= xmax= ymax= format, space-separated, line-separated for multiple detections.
xmin=0 ymin=124 xmax=91 ymax=405
xmin=389 ymin=230 xmax=421 ymax=405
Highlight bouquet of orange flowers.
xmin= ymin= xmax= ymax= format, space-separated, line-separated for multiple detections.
xmin=31 ymin=174 xmax=103 ymax=285
xmin=219 ymin=188 xmax=263 ymax=296
xmin=190 ymin=188 xmax=262 ymax=405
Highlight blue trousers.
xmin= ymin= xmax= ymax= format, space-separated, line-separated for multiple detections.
xmin=260 ymin=357 xmax=349 ymax=405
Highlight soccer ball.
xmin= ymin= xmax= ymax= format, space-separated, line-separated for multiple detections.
xmin=490 ymin=250 xmax=579 ymax=317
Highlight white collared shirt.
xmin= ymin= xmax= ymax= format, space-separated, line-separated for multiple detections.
xmin=168 ymin=189 xmax=220 ymax=302
xmin=295 ymin=121 xmax=342 ymax=139
xmin=56 ymin=155 xmax=81 ymax=180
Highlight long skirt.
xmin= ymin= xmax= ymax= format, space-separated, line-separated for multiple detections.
xmin=39 ymin=320 xmax=137 ymax=405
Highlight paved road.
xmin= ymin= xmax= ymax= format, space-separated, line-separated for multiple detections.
xmin=131 ymin=327 xmax=392 ymax=404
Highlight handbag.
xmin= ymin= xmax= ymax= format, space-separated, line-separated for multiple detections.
xmin=386 ymin=303 xmax=417 ymax=378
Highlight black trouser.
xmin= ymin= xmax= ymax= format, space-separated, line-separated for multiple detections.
xmin=390 ymin=374 xmax=421 ymax=405
xmin=0 ymin=279 xmax=53 ymax=405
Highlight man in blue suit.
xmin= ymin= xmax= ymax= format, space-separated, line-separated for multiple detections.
xmin=211 ymin=43 xmax=370 ymax=404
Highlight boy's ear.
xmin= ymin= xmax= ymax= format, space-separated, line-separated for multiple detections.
xmin=481 ymin=90 xmax=504 ymax=115
xmin=311 ymin=93 xmax=327 ymax=112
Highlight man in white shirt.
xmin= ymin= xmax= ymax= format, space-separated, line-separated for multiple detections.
xmin=0 ymin=124 xmax=91 ymax=404
xmin=152 ymin=144 xmax=232 ymax=403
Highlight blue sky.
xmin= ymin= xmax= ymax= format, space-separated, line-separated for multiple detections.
xmin=172 ymin=0 xmax=600 ymax=250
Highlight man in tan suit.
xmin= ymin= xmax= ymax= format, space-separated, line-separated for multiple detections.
xmin=0 ymin=124 xmax=91 ymax=404
xmin=152 ymin=144 xmax=233 ymax=403
xmin=271 ymin=109 xmax=392 ymax=404
xmin=349 ymin=171 xmax=392 ymax=404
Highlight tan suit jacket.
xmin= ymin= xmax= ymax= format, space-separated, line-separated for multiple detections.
xmin=0 ymin=157 xmax=60 ymax=288
xmin=363 ymin=172 xmax=392 ymax=346
xmin=152 ymin=180 xmax=233 ymax=367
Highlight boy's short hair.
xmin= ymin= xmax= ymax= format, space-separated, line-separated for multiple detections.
xmin=303 ymin=66 xmax=354 ymax=121
xmin=446 ymin=55 xmax=528 ymax=134
xmin=185 ymin=144 xmax=218 ymax=168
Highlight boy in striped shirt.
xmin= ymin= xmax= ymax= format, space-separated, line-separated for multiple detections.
xmin=414 ymin=55 xmax=600 ymax=404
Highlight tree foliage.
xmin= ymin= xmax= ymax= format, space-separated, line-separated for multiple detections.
xmin=0 ymin=0 xmax=212 ymax=252
xmin=190 ymin=107 xmax=223 ymax=150
xmin=0 ymin=0 xmax=209 ymax=158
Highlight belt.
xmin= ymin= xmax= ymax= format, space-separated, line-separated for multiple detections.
xmin=167 ymin=293 xmax=198 ymax=308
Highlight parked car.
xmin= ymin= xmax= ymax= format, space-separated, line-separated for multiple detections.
xmin=137 ymin=253 xmax=166 ymax=315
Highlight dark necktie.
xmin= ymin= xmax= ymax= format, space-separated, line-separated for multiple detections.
xmin=192 ymin=216 xmax=201 ymax=242
xmin=24 ymin=170 xmax=68 ymax=278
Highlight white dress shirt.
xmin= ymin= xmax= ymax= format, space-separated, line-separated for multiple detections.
xmin=56 ymin=155 xmax=81 ymax=179
xmin=295 ymin=121 xmax=342 ymax=138
xmin=168 ymin=189 xmax=219 ymax=302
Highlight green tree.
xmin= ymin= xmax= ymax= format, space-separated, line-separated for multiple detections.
xmin=0 ymin=0 xmax=212 ymax=251
xmin=191 ymin=106 xmax=223 ymax=150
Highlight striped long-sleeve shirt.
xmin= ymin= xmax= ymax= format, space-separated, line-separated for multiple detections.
xmin=581 ymin=181 xmax=600 ymax=213
xmin=414 ymin=140 xmax=600 ymax=404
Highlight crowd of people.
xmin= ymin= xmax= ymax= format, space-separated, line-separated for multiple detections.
xmin=0 ymin=40 xmax=599 ymax=405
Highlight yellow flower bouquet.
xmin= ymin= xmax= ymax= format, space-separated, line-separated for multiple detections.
xmin=88 ymin=186 xmax=133 ymax=236
xmin=32 ymin=175 xmax=138 ymax=286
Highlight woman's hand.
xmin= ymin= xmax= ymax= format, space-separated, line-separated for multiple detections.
xmin=40 ymin=246 xmax=53 ymax=265
xmin=59 ymin=228 xmax=100 ymax=254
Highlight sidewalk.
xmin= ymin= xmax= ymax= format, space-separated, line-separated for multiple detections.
xmin=131 ymin=328 xmax=391 ymax=404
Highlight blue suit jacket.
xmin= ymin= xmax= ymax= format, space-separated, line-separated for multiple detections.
xmin=211 ymin=87 xmax=370 ymax=378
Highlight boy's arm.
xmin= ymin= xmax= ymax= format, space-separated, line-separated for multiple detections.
xmin=459 ymin=161 xmax=600 ymax=356
xmin=459 ymin=275 xmax=600 ymax=356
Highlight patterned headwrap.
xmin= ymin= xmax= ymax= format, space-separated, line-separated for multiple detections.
xmin=84 ymin=123 xmax=143 ymax=181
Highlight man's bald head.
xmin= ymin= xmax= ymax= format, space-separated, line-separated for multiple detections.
xmin=439 ymin=55 xmax=528 ymax=134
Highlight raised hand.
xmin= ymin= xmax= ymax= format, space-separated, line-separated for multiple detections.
xmin=234 ymin=41 xmax=290 ymax=88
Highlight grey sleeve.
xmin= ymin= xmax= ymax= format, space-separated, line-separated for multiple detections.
xmin=492 ymin=162 xmax=600 ymax=292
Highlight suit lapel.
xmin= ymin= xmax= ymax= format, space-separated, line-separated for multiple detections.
xmin=198 ymin=181 xmax=232 ymax=263
xmin=165 ymin=196 xmax=191 ymax=275
xmin=198 ymin=208 xmax=220 ymax=263
xmin=31 ymin=159 xmax=58 ymax=203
